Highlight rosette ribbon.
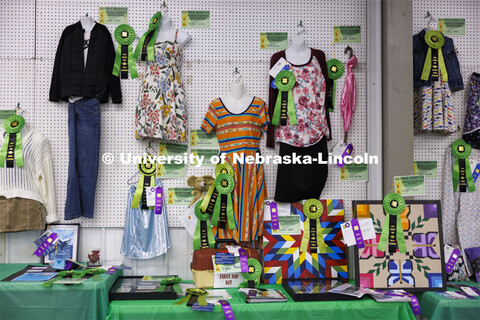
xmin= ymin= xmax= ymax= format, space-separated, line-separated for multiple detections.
xmin=112 ymin=24 xmax=138 ymax=79
xmin=134 ymin=12 xmax=162 ymax=61
xmin=300 ymin=199 xmax=327 ymax=253
xmin=0 ymin=115 xmax=25 ymax=168
xmin=272 ymin=70 xmax=297 ymax=126
xmin=132 ymin=162 xmax=156 ymax=209
xmin=156 ymin=276 xmax=183 ymax=294
xmin=451 ymin=139 xmax=476 ymax=192
xmin=174 ymin=288 xmax=208 ymax=306
xmin=326 ymin=59 xmax=345 ymax=112
xmin=42 ymin=268 xmax=105 ymax=287
xmin=200 ymin=163 xmax=234 ymax=213
xmin=241 ymin=258 xmax=262 ymax=288
xmin=377 ymin=193 xmax=407 ymax=253
xmin=421 ymin=30 xmax=448 ymax=82
xmin=212 ymin=173 xmax=235 ymax=230
xmin=193 ymin=201 xmax=215 ymax=250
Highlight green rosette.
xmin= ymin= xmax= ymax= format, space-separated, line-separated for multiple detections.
xmin=421 ymin=30 xmax=448 ymax=82
xmin=303 ymin=199 xmax=323 ymax=220
xmin=242 ymin=258 xmax=261 ymax=287
xmin=112 ymin=24 xmax=138 ymax=79
xmin=0 ymin=115 xmax=25 ymax=168
xmin=272 ymin=70 xmax=297 ymax=126
xmin=156 ymin=276 xmax=183 ymax=293
xmin=300 ymin=199 xmax=326 ymax=253
xmin=215 ymin=163 xmax=235 ymax=177
xmin=134 ymin=11 xmax=162 ymax=61
xmin=193 ymin=201 xmax=215 ymax=250
xmin=451 ymin=139 xmax=475 ymax=192
xmin=174 ymin=288 xmax=208 ymax=306
xmin=131 ymin=162 xmax=156 ymax=209
xmin=212 ymin=174 xmax=235 ymax=230
xmin=326 ymin=59 xmax=345 ymax=112
xmin=378 ymin=193 xmax=407 ymax=253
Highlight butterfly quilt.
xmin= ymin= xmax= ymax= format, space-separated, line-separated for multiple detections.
xmin=353 ymin=200 xmax=446 ymax=291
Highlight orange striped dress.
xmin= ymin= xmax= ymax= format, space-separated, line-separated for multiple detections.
xmin=201 ymin=97 xmax=269 ymax=247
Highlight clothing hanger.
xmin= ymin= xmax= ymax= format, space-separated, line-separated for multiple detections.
xmin=424 ymin=11 xmax=436 ymax=31
xmin=162 ymin=0 xmax=169 ymax=14
xmin=344 ymin=46 xmax=353 ymax=59
xmin=296 ymin=20 xmax=305 ymax=37
xmin=127 ymin=143 xmax=156 ymax=185
xmin=232 ymin=67 xmax=242 ymax=82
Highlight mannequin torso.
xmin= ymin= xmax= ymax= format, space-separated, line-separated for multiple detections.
xmin=285 ymin=34 xmax=311 ymax=65
xmin=221 ymin=82 xmax=254 ymax=114
xmin=154 ymin=14 xmax=191 ymax=46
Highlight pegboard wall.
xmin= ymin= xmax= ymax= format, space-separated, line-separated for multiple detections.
xmin=412 ymin=0 xmax=480 ymax=201
xmin=0 ymin=0 xmax=367 ymax=228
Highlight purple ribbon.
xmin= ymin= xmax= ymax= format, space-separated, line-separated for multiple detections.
xmin=269 ymin=201 xmax=279 ymax=230
xmin=155 ymin=187 xmax=163 ymax=214
xmin=337 ymin=143 xmax=353 ymax=168
xmin=350 ymin=219 xmax=365 ymax=248
xmin=34 ymin=233 xmax=58 ymax=257
xmin=445 ymin=248 xmax=461 ymax=273
xmin=106 ymin=267 xmax=117 ymax=274
xmin=383 ymin=291 xmax=420 ymax=315
xmin=238 ymin=248 xmax=248 ymax=273
xmin=218 ymin=300 xmax=235 ymax=320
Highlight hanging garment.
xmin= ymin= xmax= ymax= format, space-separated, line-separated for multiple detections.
xmin=340 ymin=55 xmax=357 ymax=133
xmin=463 ymin=72 xmax=480 ymax=149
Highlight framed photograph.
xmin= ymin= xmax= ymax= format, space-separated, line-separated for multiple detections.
xmin=43 ymin=223 xmax=80 ymax=263
xmin=353 ymin=200 xmax=446 ymax=292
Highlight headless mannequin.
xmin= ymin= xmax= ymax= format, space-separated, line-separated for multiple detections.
xmin=70 ymin=16 xmax=96 ymax=102
xmin=155 ymin=14 xmax=191 ymax=45
xmin=285 ymin=34 xmax=311 ymax=65
xmin=221 ymin=81 xmax=254 ymax=114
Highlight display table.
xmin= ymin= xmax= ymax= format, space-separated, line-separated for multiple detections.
xmin=417 ymin=281 xmax=480 ymax=320
xmin=0 ymin=263 xmax=122 ymax=320
xmin=106 ymin=284 xmax=415 ymax=320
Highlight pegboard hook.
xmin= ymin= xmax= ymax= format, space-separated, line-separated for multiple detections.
xmin=85 ymin=12 xmax=88 ymax=17
xmin=296 ymin=20 xmax=305 ymax=36
xmin=344 ymin=45 xmax=353 ymax=59
xmin=424 ymin=11 xmax=436 ymax=30
xmin=15 ymin=102 xmax=24 ymax=116
xmin=162 ymin=1 xmax=169 ymax=14
xmin=146 ymin=142 xmax=155 ymax=156
xmin=232 ymin=67 xmax=242 ymax=82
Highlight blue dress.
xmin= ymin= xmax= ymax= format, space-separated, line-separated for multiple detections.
xmin=121 ymin=179 xmax=170 ymax=259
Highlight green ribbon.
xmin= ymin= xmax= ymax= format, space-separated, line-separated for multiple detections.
xmin=193 ymin=201 xmax=215 ymax=250
xmin=212 ymin=192 xmax=235 ymax=230
xmin=377 ymin=193 xmax=407 ymax=253
xmin=201 ymin=163 xmax=235 ymax=211
xmin=134 ymin=12 xmax=161 ymax=61
xmin=299 ymin=199 xmax=326 ymax=253
xmin=451 ymin=139 xmax=476 ymax=192
xmin=272 ymin=70 xmax=297 ymax=126
xmin=211 ymin=173 xmax=235 ymax=230
xmin=241 ymin=258 xmax=262 ymax=287
xmin=0 ymin=133 xmax=23 ymax=167
xmin=174 ymin=288 xmax=208 ymax=306
xmin=112 ymin=24 xmax=138 ymax=79
xmin=200 ymin=184 xmax=216 ymax=211
xmin=421 ymin=31 xmax=448 ymax=82
xmin=326 ymin=59 xmax=344 ymax=113
xmin=1 ymin=115 xmax=25 ymax=168
xmin=155 ymin=277 xmax=183 ymax=293
xmin=131 ymin=174 xmax=154 ymax=209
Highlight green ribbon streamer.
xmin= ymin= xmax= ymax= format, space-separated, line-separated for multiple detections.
xmin=112 ymin=45 xmax=122 ymax=76
xmin=0 ymin=133 xmax=24 ymax=168
xmin=174 ymin=294 xmax=191 ymax=305
xmin=127 ymin=45 xmax=138 ymax=78
xmin=299 ymin=218 xmax=326 ymax=253
xmin=193 ymin=220 xmax=215 ymax=250
xmin=131 ymin=175 xmax=154 ymax=209
xmin=211 ymin=193 xmax=235 ymax=230
xmin=112 ymin=45 xmax=138 ymax=79
xmin=156 ymin=283 xmax=182 ymax=293
xmin=330 ymin=80 xmax=337 ymax=113
xmin=272 ymin=90 xmax=297 ymax=126
xmin=134 ymin=28 xmax=158 ymax=61
xmin=377 ymin=213 xmax=407 ymax=253
xmin=200 ymin=184 xmax=215 ymax=211
xmin=41 ymin=276 xmax=63 ymax=288
xmin=421 ymin=47 xmax=448 ymax=82
xmin=173 ymin=293 xmax=207 ymax=306
xmin=453 ymin=157 xmax=476 ymax=192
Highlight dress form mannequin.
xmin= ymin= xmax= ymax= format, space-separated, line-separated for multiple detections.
xmin=221 ymin=81 xmax=254 ymax=114
xmin=155 ymin=13 xmax=191 ymax=46
xmin=285 ymin=34 xmax=311 ymax=65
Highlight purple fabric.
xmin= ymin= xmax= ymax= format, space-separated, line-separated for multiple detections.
xmin=340 ymin=55 xmax=357 ymax=132
xmin=464 ymin=246 xmax=480 ymax=283
xmin=412 ymin=232 xmax=439 ymax=259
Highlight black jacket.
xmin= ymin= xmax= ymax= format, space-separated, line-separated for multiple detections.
xmin=49 ymin=21 xmax=122 ymax=104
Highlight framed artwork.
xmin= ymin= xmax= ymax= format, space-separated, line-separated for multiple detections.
xmin=43 ymin=223 xmax=80 ymax=263
xmin=263 ymin=199 xmax=348 ymax=284
xmin=353 ymin=200 xmax=446 ymax=292
xmin=282 ymin=278 xmax=357 ymax=301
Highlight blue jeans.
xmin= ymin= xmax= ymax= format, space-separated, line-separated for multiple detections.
xmin=65 ymin=98 xmax=100 ymax=220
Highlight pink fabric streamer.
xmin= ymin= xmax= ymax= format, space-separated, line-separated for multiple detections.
xmin=340 ymin=55 xmax=357 ymax=132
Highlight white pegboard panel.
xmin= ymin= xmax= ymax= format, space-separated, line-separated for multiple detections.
xmin=413 ymin=0 xmax=480 ymax=201
xmin=28 ymin=0 xmax=367 ymax=228
xmin=0 ymin=0 xmax=36 ymax=59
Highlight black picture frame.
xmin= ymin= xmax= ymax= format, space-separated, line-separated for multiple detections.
xmin=42 ymin=223 xmax=80 ymax=264
xmin=282 ymin=278 xmax=359 ymax=301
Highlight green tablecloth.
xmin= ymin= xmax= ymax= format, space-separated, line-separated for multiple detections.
xmin=106 ymin=284 xmax=415 ymax=320
xmin=417 ymin=281 xmax=480 ymax=320
xmin=0 ymin=263 xmax=122 ymax=320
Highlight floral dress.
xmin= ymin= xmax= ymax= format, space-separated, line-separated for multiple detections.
xmin=135 ymin=30 xmax=186 ymax=142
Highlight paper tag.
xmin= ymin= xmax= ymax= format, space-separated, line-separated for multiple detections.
xmin=331 ymin=140 xmax=354 ymax=168
xmin=155 ymin=186 xmax=163 ymax=214
xmin=215 ymin=252 xmax=235 ymax=265
xmin=212 ymin=256 xmax=242 ymax=274
xmin=146 ymin=187 xmax=156 ymax=207
xmin=271 ymin=215 xmax=301 ymax=235
xmin=191 ymin=302 xmax=215 ymax=312
xmin=269 ymin=57 xmax=288 ymax=78
xmin=225 ymin=245 xmax=241 ymax=256
xmin=341 ymin=218 xmax=375 ymax=247
xmin=461 ymin=286 xmax=480 ymax=297
xmin=268 ymin=201 xmax=280 ymax=230
xmin=444 ymin=245 xmax=461 ymax=274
